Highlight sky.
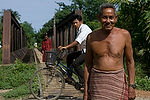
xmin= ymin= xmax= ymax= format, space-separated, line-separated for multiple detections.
xmin=0 ymin=0 xmax=72 ymax=31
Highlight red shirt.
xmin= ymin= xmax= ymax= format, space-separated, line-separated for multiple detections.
xmin=42 ymin=39 xmax=52 ymax=51
xmin=41 ymin=39 xmax=52 ymax=62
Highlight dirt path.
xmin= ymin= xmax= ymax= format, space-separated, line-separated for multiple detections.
xmin=0 ymin=88 xmax=150 ymax=100
xmin=135 ymin=90 xmax=150 ymax=100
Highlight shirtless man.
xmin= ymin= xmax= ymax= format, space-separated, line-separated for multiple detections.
xmin=84 ymin=3 xmax=136 ymax=100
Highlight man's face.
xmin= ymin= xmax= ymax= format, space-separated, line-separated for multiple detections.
xmin=73 ymin=19 xmax=82 ymax=30
xmin=97 ymin=8 xmax=118 ymax=31
xmin=45 ymin=36 xmax=48 ymax=40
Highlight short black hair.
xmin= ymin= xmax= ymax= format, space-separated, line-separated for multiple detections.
xmin=99 ymin=3 xmax=116 ymax=16
xmin=71 ymin=14 xmax=82 ymax=22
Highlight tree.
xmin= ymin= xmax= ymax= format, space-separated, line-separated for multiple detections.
xmin=116 ymin=0 xmax=150 ymax=76
xmin=0 ymin=9 xmax=21 ymax=22
xmin=34 ymin=28 xmax=49 ymax=49
xmin=21 ymin=21 xmax=36 ymax=48
xmin=37 ymin=1 xmax=74 ymax=45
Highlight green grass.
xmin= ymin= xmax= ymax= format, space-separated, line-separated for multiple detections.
xmin=0 ymin=59 xmax=36 ymax=99
xmin=134 ymin=63 xmax=150 ymax=91
xmin=0 ymin=58 xmax=150 ymax=99
xmin=0 ymin=49 xmax=2 ymax=64
xmin=135 ymin=76 xmax=150 ymax=91
xmin=125 ymin=61 xmax=150 ymax=91
xmin=1 ymin=84 xmax=31 ymax=99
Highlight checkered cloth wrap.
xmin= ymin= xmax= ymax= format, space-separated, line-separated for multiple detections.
xmin=88 ymin=68 xmax=128 ymax=100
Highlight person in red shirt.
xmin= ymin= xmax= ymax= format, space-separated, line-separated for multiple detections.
xmin=41 ymin=34 xmax=52 ymax=62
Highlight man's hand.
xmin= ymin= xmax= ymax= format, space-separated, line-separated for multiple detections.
xmin=128 ymin=87 xmax=136 ymax=100
xmin=42 ymin=50 xmax=44 ymax=54
xmin=58 ymin=46 xmax=67 ymax=51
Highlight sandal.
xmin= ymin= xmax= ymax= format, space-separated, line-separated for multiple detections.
xmin=79 ymin=82 xmax=84 ymax=92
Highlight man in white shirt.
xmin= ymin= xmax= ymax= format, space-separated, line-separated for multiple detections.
xmin=58 ymin=14 xmax=92 ymax=89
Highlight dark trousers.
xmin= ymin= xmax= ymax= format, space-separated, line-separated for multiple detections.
xmin=67 ymin=51 xmax=85 ymax=83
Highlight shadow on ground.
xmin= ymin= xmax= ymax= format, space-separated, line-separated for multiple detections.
xmin=26 ymin=95 xmax=82 ymax=100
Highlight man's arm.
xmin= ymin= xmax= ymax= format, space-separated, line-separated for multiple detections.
xmin=124 ymin=30 xmax=136 ymax=99
xmin=58 ymin=41 xmax=78 ymax=50
xmin=84 ymin=35 xmax=93 ymax=100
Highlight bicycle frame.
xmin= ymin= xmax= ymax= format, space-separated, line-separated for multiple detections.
xmin=45 ymin=50 xmax=84 ymax=87
xmin=56 ymin=58 xmax=83 ymax=87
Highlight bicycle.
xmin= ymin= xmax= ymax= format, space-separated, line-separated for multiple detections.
xmin=30 ymin=49 xmax=84 ymax=100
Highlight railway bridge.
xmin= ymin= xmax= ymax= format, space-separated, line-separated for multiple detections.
xmin=1 ymin=9 xmax=84 ymax=99
xmin=1 ymin=10 xmax=150 ymax=100
xmin=2 ymin=9 xmax=83 ymax=65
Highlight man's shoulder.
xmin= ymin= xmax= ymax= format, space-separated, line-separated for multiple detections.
xmin=115 ymin=27 xmax=129 ymax=33
xmin=81 ymin=23 xmax=89 ymax=27
xmin=87 ymin=29 xmax=101 ymax=38
xmin=114 ymin=27 xmax=130 ymax=36
xmin=90 ymin=29 xmax=101 ymax=35
xmin=81 ymin=24 xmax=92 ymax=30
xmin=114 ymin=27 xmax=131 ymax=41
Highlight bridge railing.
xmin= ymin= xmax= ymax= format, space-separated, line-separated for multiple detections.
xmin=47 ymin=10 xmax=83 ymax=54
xmin=2 ymin=10 xmax=28 ymax=64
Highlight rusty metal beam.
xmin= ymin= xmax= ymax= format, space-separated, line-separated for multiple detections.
xmin=2 ymin=11 xmax=11 ymax=64
xmin=47 ymin=10 xmax=82 ymax=53
xmin=2 ymin=10 xmax=28 ymax=64
xmin=53 ymin=26 xmax=56 ymax=49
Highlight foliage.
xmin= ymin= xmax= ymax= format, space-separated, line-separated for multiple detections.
xmin=55 ymin=2 xmax=73 ymax=21
xmin=21 ymin=21 xmax=36 ymax=48
xmin=1 ymin=84 xmax=30 ymax=99
xmin=125 ymin=61 xmax=150 ymax=91
xmin=135 ymin=76 xmax=150 ymax=91
xmin=20 ymin=19 xmax=36 ymax=49
xmin=134 ymin=60 xmax=150 ymax=91
xmin=135 ymin=63 xmax=148 ymax=78
xmin=35 ymin=28 xmax=49 ymax=49
xmin=116 ymin=0 xmax=150 ymax=76
xmin=0 ymin=59 xmax=35 ymax=89
xmin=36 ymin=0 xmax=109 ymax=47
xmin=36 ymin=0 xmax=105 ymax=42
xmin=72 ymin=0 xmax=105 ymax=21
xmin=86 ymin=20 xmax=102 ymax=31
xmin=0 ymin=51 xmax=1 ymax=64
xmin=0 ymin=9 xmax=21 ymax=22
xmin=0 ymin=59 xmax=36 ymax=99
xmin=11 ymin=10 xmax=21 ymax=22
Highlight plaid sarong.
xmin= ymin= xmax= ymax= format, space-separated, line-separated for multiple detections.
xmin=88 ymin=67 xmax=128 ymax=100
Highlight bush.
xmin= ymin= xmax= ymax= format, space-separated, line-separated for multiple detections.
xmin=125 ymin=61 xmax=150 ymax=91
xmin=0 ymin=49 xmax=2 ymax=64
xmin=2 ymin=84 xmax=30 ymax=99
xmin=135 ymin=76 xmax=150 ymax=91
xmin=0 ymin=59 xmax=36 ymax=98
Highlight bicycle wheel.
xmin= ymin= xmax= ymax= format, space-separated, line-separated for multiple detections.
xmin=30 ymin=67 xmax=65 ymax=100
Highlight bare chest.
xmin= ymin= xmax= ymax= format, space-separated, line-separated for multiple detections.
xmin=91 ymin=34 xmax=125 ymax=58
